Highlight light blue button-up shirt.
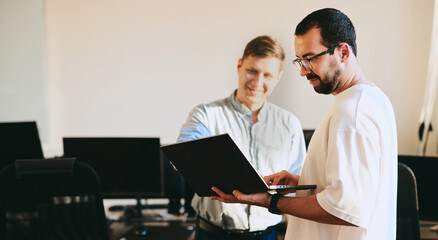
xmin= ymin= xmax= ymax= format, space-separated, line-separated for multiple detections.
xmin=178 ymin=91 xmax=306 ymax=231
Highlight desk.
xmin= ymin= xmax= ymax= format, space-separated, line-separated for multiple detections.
xmin=104 ymin=200 xmax=438 ymax=240
xmin=105 ymin=199 xmax=195 ymax=240
xmin=109 ymin=220 xmax=195 ymax=240
xmin=421 ymin=221 xmax=438 ymax=240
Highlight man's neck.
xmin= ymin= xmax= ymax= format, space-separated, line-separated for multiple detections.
xmin=235 ymin=91 xmax=263 ymax=122
xmin=332 ymin=64 xmax=373 ymax=95
xmin=252 ymin=110 xmax=260 ymax=123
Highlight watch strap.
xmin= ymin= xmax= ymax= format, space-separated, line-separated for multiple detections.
xmin=268 ymin=193 xmax=282 ymax=215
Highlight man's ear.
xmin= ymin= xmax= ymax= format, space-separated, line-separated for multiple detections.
xmin=277 ymin=70 xmax=283 ymax=82
xmin=340 ymin=44 xmax=350 ymax=63
xmin=237 ymin=58 xmax=243 ymax=69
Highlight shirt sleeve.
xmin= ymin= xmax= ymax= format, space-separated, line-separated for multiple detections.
xmin=177 ymin=105 xmax=212 ymax=142
xmin=316 ymin=129 xmax=381 ymax=228
xmin=287 ymin=118 xmax=307 ymax=175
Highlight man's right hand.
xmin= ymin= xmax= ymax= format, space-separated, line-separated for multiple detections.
xmin=264 ymin=170 xmax=300 ymax=187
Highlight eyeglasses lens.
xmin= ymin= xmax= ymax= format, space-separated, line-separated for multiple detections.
xmin=294 ymin=60 xmax=312 ymax=71
xmin=301 ymin=60 xmax=311 ymax=70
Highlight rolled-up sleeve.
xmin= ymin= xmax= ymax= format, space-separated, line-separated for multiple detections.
xmin=178 ymin=105 xmax=212 ymax=142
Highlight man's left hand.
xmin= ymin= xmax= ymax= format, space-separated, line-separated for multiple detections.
xmin=210 ymin=187 xmax=271 ymax=208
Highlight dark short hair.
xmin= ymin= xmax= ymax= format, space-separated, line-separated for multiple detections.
xmin=295 ymin=8 xmax=357 ymax=56
xmin=242 ymin=35 xmax=285 ymax=67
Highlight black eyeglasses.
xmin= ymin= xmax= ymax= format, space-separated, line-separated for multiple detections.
xmin=292 ymin=44 xmax=341 ymax=71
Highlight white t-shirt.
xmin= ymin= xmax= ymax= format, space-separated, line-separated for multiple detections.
xmin=285 ymin=84 xmax=397 ymax=240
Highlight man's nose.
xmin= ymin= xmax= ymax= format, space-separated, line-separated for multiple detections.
xmin=300 ymin=65 xmax=311 ymax=76
xmin=255 ymin=74 xmax=264 ymax=86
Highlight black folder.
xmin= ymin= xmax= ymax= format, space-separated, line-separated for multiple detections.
xmin=160 ymin=134 xmax=316 ymax=197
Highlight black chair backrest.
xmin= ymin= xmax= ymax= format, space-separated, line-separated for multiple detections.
xmin=397 ymin=162 xmax=421 ymax=240
xmin=0 ymin=158 xmax=108 ymax=240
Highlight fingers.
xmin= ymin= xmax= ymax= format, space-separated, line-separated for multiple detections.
xmin=232 ymin=190 xmax=244 ymax=199
xmin=210 ymin=187 xmax=270 ymax=207
xmin=263 ymin=170 xmax=298 ymax=186
xmin=210 ymin=187 xmax=239 ymax=203
xmin=264 ymin=172 xmax=285 ymax=185
xmin=210 ymin=188 xmax=250 ymax=204
xmin=263 ymin=175 xmax=275 ymax=185
xmin=232 ymin=190 xmax=269 ymax=205
xmin=264 ymin=174 xmax=283 ymax=185
xmin=211 ymin=187 xmax=226 ymax=197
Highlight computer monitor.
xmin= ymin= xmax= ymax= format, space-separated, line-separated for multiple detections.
xmin=0 ymin=121 xmax=44 ymax=171
xmin=398 ymin=155 xmax=438 ymax=221
xmin=62 ymin=137 xmax=164 ymax=200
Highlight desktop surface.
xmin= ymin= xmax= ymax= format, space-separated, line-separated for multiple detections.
xmin=421 ymin=220 xmax=438 ymax=239
xmin=103 ymin=198 xmax=438 ymax=240
xmin=105 ymin=198 xmax=195 ymax=240
xmin=109 ymin=220 xmax=195 ymax=240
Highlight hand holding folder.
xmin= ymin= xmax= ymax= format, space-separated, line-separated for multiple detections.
xmin=209 ymin=169 xmax=304 ymax=206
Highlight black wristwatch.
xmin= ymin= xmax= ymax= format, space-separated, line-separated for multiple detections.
xmin=268 ymin=193 xmax=282 ymax=215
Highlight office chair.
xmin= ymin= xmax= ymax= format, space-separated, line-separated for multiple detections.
xmin=0 ymin=158 xmax=108 ymax=240
xmin=397 ymin=162 xmax=421 ymax=240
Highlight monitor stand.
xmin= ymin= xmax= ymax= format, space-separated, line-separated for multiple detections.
xmin=167 ymin=197 xmax=182 ymax=215
xmin=111 ymin=197 xmax=162 ymax=221
xmin=109 ymin=197 xmax=161 ymax=237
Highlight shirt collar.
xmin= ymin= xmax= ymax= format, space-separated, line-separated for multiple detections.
xmin=230 ymin=90 xmax=268 ymax=122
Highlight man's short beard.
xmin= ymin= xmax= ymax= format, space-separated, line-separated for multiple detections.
xmin=314 ymin=59 xmax=340 ymax=95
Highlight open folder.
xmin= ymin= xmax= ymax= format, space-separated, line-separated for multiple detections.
xmin=160 ymin=134 xmax=316 ymax=197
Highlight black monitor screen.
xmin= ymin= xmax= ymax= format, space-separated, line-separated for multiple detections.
xmin=63 ymin=137 xmax=164 ymax=198
xmin=0 ymin=121 xmax=44 ymax=171
xmin=398 ymin=155 xmax=438 ymax=221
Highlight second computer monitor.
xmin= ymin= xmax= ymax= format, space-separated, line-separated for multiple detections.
xmin=398 ymin=155 xmax=438 ymax=222
xmin=63 ymin=137 xmax=164 ymax=199
xmin=0 ymin=121 xmax=44 ymax=171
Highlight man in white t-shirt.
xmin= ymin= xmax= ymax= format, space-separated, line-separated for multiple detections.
xmin=211 ymin=8 xmax=398 ymax=240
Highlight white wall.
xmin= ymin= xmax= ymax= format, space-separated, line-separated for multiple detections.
xmin=0 ymin=0 xmax=48 ymax=140
xmin=2 ymin=0 xmax=437 ymax=157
